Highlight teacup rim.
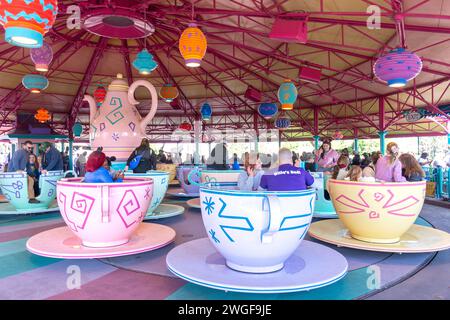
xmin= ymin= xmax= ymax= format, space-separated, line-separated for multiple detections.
xmin=200 ymin=187 xmax=315 ymax=197
xmin=124 ymin=170 xmax=169 ymax=176
xmin=328 ymin=179 xmax=426 ymax=187
xmin=58 ymin=177 xmax=153 ymax=187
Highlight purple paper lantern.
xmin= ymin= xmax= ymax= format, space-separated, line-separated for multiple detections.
xmin=30 ymin=41 xmax=53 ymax=72
xmin=373 ymin=48 xmax=422 ymax=88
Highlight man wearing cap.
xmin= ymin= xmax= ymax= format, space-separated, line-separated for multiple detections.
xmin=8 ymin=140 xmax=40 ymax=203
xmin=40 ymin=142 xmax=63 ymax=173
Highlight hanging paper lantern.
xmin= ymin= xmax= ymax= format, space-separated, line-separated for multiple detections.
xmin=22 ymin=74 xmax=48 ymax=93
xmin=275 ymin=117 xmax=291 ymax=129
xmin=200 ymin=102 xmax=212 ymax=121
xmin=34 ymin=108 xmax=50 ymax=123
xmin=0 ymin=0 xmax=58 ymax=48
xmin=72 ymin=122 xmax=83 ymax=137
xmin=258 ymin=102 xmax=278 ymax=119
xmin=30 ymin=41 xmax=53 ymax=72
xmin=374 ymin=48 xmax=422 ymax=88
xmin=132 ymin=49 xmax=158 ymax=75
xmin=159 ymin=84 xmax=179 ymax=103
xmin=179 ymin=122 xmax=192 ymax=131
xmin=94 ymin=85 xmax=107 ymax=106
xmin=277 ymin=79 xmax=298 ymax=110
xmin=333 ymin=131 xmax=344 ymax=140
xmin=179 ymin=23 xmax=207 ymax=68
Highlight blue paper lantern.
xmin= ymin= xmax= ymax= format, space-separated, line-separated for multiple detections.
xmin=201 ymin=102 xmax=212 ymax=121
xmin=72 ymin=122 xmax=83 ymax=137
xmin=22 ymin=74 xmax=48 ymax=93
xmin=258 ymin=102 xmax=278 ymax=119
xmin=275 ymin=117 xmax=291 ymax=129
xmin=132 ymin=49 xmax=158 ymax=75
xmin=277 ymin=79 xmax=298 ymax=110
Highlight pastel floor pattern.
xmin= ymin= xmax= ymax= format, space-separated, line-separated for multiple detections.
xmin=26 ymin=224 xmax=176 ymax=259
xmin=166 ymin=238 xmax=348 ymax=293
xmin=145 ymin=204 xmax=185 ymax=220
xmin=0 ymin=202 xmax=447 ymax=299
xmin=0 ymin=201 xmax=60 ymax=215
xmin=309 ymin=219 xmax=450 ymax=253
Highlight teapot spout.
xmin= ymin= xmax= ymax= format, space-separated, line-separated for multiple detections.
xmin=83 ymin=95 xmax=97 ymax=123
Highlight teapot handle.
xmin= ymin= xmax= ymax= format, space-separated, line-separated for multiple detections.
xmin=128 ymin=80 xmax=158 ymax=134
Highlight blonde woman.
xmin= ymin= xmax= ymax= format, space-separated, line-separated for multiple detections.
xmin=375 ymin=142 xmax=406 ymax=182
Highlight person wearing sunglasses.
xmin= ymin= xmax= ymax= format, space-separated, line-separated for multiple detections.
xmin=7 ymin=141 xmax=40 ymax=203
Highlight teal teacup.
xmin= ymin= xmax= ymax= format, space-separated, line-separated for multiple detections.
xmin=124 ymin=170 xmax=169 ymax=218
xmin=0 ymin=170 xmax=64 ymax=212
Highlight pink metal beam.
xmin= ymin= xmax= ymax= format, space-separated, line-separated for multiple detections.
xmin=69 ymin=37 xmax=108 ymax=137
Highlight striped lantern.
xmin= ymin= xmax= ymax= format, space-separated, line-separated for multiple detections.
xmin=132 ymin=49 xmax=158 ymax=75
xmin=30 ymin=41 xmax=53 ymax=72
xmin=333 ymin=131 xmax=343 ymax=140
xmin=374 ymin=48 xmax=423 ymax=88
xmin=159 ymin=84 xmax=179 ymax=103
xmin=179 ymin=23 xmax=207 ymax=68
xmin=277 ymin=79 xmax=298 ymax=110
xmin=22 ymin=74 xmax=48 ymax=93
xmin=34 ymin=108 xmax=50 ymax=123
xmin=258 ymin=102 xmax=278 ymax=119
xmin=200 ymin=102 xmax=212 ymax=121
xmin=275 ymin=117 xmax=291 ymax=129
xmin=94 ymin=85 xmax=107 ymax=106
xmin=0 ymin=0 xmax=58 ymax=48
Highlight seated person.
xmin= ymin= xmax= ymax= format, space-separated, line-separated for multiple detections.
xmin=260 ymin=148 xmax=314 ymax=191
xmin=103 ymin=156 xmax=124 ymax=182
xmin=206 ymin=143 xmax=230 ymax=170
xmin=84 ymin=151 xmax=122 ymax=183
xmin=238 ymin=153 xmax=264 ymax=191
xmin=399 ymin=154 xmax=425 ymax=182
xmin=345 ymin=165 xmax=363 ymax=182
xmin=331 ymin=155 xmax=350 ymax=180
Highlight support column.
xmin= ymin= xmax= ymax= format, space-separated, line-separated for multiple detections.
xmin=353 ymin=128 xmax=359 ymax=153
xmin=68 ymin=139 xmax=73 ymax=170
xmin=378 ymin=131 xmax=387 ymax=155
xmin=253 ymin=112 xmax=259 ymax=152
xmin=193 ymin=119 xmax=201 ymax=165
xmin=313 ymin=135 xmax=320 ymax=171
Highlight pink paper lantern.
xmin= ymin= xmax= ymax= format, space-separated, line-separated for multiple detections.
xmin=373 ymin=48 xmax=422 ymax=88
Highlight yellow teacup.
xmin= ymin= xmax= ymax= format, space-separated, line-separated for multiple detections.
xmin=328 ymin=179 xmax=426 ymax=243
xmin=156 ymin=163 xmax=177 ymax=183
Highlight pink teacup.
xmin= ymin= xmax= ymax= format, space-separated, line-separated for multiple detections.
xmin=57 ymin=177 xmax=153 ymax=248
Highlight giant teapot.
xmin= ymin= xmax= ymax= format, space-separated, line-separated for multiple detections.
xmin=83 ymin=74 xmax=158 ymax=161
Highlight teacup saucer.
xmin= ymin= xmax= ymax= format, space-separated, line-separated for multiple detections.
xmin=313 ymin=211 xmax=338 ymax=219
xmin=186 ymin=198 xmax=201 ymax=209
xmin=166 ymin=238 xmax=348 ymax=294
xmin=145 ymin=204 xmax=185 ymax=220
xmin=166 ymin=188 xmax=199 ymax=198
xmin=169 ymin=180 xmax=180 ymax=186
xmin=26 ymin=223 xmax=176 ymax=259
xmin=308 ymin=219 xmax=450 ymax=253
xmin=0 ymin=200 xmax=60 ymax=215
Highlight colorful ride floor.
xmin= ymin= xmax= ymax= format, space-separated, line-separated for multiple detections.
xmin=0 ymin=189 xmax=448 ymax=300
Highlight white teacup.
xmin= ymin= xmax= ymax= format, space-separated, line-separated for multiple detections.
xmin=200 ymin=187 xmax=316 ymax=273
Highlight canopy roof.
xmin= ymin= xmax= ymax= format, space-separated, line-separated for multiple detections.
xmin=0 ymin=0 xmax=449 ymax=142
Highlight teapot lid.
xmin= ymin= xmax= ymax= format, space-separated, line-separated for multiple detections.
xmin=108 ymin=74 xmax=129 ymax=92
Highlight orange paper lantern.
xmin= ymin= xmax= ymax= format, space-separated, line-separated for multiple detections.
xmin=34 ymin=108 xmax=51 ymax=123
xmin=159 ymin=84 xmax=179 ymax=102
xmin=179 ymin=23 xmax=207 ymax=68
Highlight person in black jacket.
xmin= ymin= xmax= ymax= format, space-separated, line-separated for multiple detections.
xmin=40 ymin=142 xmax=63 ymax=173
xmin=207 ymin=143 xmax=229 ymax=170
xmin=125 ymin=138 xmax=157 ymax=173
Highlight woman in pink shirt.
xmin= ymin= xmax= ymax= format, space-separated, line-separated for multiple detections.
xmin=315 ymin=141 xmax=340 ymax=173
xmin=375 ymin=142 xmax=406 ymax=182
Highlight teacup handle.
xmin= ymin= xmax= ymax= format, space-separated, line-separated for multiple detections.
xmin=261 ymin=195 xmax=283 ymax=244
xmin=100 ymin=185 xmax=110 ymax=223
xmin=63 ymin=170 xmax=78 ymax=178
xmin=187 ymin=168 xmax=202 ymax=186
